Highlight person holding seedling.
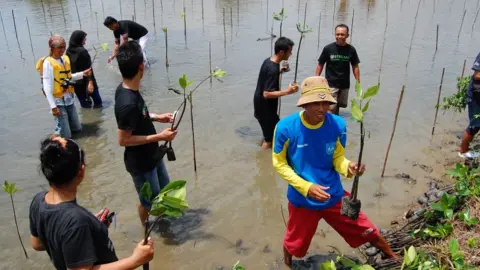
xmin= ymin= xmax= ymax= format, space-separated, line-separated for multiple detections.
xmin=459 ymin=52 xmax=480 ymax=159
xmin=272 ymin=76 xmax=395 ymax=267
xmin=29 ymin=135 xmax=154 ymax=269
xmin=253 ymin=37 xmax=299 ymax=150
xmin=114 ymin=41 xmax=178 ymax=226
xmin=104 ymin=16 xmax=150 ymax=67
xmin=316 ymin=24 xmax=360 ymax=115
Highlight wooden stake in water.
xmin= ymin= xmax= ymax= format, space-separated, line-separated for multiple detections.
xmin=60 ymin=1 xmax=67 ymax=25
xmin=297 ymin=0 xmax=300 ymax=21
xmin=432 ymin=68 xmax=445 ymax=136
xmin=458 ymin=9 xmax=466 ymax=39
xmin=40 ymin=0 xmax=47 ymax=19
xmin=333 ymin=0 xmax=336 ymax=34
xmin=189 ymin=96 xmax=197 ymax=173
xmin=89 ymin=0 xmax=93 ymax=14
xmin=461 ymin=59 xmax=467 ymax=78
xmin=163 ymin=28 xmax=169 ymax=67
xmin=26 ymin=17 xmax=35 ymax=60
xmin=317 ymin=12 xmax=321 ymax=52
xmin=405 ymin=0 xmax=421 ymax=72
xmin=12 ymin=10 xmax=24 ymax=60
xmin=95 ymin=12 xmax=100 ymax=41
xmin=266 ymin=0 xmax=269 ymax=32
xmin=350 ymin=8 xmax=355 ymax=43
xmin=0 ymin=11 xmax=9 ymax=49
xmin=381 ymin=86 xmax=405 ymax=178
xmin=74 ymin=0 xmax=82 ymax=29
xmin=134 ymin=0 xmax=137 ymax=21
xmin=101 ymin=0 xmax=105 ymax=19
xmin=152 ymin=0 xmax=156 ymax=33
xmin=378 ymin=1 xmax=389 ymax=85
xmin=435 ymin=24 xmax=439 ymax=52
xmin=230 ymin=7 xmax=233 ymax=41
xmin=183 ymin=6 xmax=187 ymax=44
xmin=223 ymin=8 xmax=226 ymax=48
xmin=472 ymin=8 xmax=480 ymax=31
xmin=209 ymin=42 xmax=212 ymax=84
xmin=119 ymin=0 xmax=123 ymax=19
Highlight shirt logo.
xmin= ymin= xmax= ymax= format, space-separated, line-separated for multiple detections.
xmin=297 ymin=144 xmax=308 ymax=148
xmin=326 ymin=142 xmax=336 ymax=155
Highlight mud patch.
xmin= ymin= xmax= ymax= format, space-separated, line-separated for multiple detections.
xmin=395 ymin=173 xmax=417 ymax=185
xmin=412 ymin=162 xmax=433 ymax=173
xmin=235 ymin=126 xmax=262 ymax=138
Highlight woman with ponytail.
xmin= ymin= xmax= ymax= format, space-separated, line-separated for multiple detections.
xmin=29 ymin=135 xmax=155 ymax=270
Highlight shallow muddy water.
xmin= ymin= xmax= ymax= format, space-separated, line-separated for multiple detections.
xmin=0 ymin=0 xmax=479 ymax=269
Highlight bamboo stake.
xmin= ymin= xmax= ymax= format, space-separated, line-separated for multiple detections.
xmin=26 ymin=17 xmax=35 ymax=60
xmin=237 ymin=0 xmax=240 ymax=31
xmin=230 ymin=7 xmax=233 ymax=41
xmin=297 ymin=0 xmax=300 ymax=21
xmin=60 ymin=1 xmax=67 ymax=25
xmin=119 ymin=0 xmax=123 ymax=19
xmin=458 ymin=9 xmax=466 ymax=39
xmin=209 ymin=42 xmax=212 ymax=84
xmin=317 ymin=12 xmax=321 ymax=52
xmin=95 ymin=12 xmax=100 ymax=41
xmin=461 ymin=59 xmax=467 ymax=78
xmin=435 ymin=24 xmax=439 ymax=52
xmin=101 ymin=0 xmax=105 ymax=19
xmin=134 ymin=0 xmax=137 ymax=21
xmin=40 ymin=0 xmax=46 ymax=19
xmin=333 ymin=0 xmax=336 ymax=34
xmin=201 ymin=0 xmax=204 ymax=22
xmin=161 ymin=0 xmax=163 ymax=11
xmin=378 ymin=1 xmax=389 ymax=85
xmin=89 ymin=0 xmax=93 ymax=14
xmin=223 ymin=8 xmax=226 ymax=48
xmin=183 ymin=6 xmax=187 ymax=43
xmin=472 ymin=8 xmax=480 ymax=31
xmin=12 ymin=10 xmax=24 ymax=60
xmin=164 ymin=29 xmax=169 ymax=67
xmin=381 ymin=86 xmax=405 ymax=177
xmin=190 ymin=96 xmax=197 ymax=173
xmin=405 ymin=0 xmax=421 ymax=71
xmin=266 ymin=0 xmax=269 ymax=32
xmin=152 ymin=0 xmax=156 ymax=33
xmin=477 ymin=0 xmax=480 ymax=11
xmin=431 ymin=68 xmax=445 ymax=136
xmin=74 ymin=0 xmax=82 ymax=29
xmin=350 ymin=8 xmax=355 ymax=44
xmin=0 ymin=11 xmax=9 ymax=49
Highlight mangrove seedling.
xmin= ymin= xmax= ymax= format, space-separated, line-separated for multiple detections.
xmin=232 ymin=261 xmax=245 ymax=270
xmin=400 ymin=246 xmax=443 ymax=270
xmin=273 ymin=8 xmax=287 ymax=37
xmin=169 ymin=69 xmax=227 ymax=172
xmin=458 ymin=207 xmax=479 ymax=228
xmin=3 ymin=181 xmax=28 ymax=259
xmin=162 ymin=27 xmax=169 ymax=67
xmin=140 ymin=180 xmax=189 ymax=270
xmin=439 ymin=76 xmax=471 ymax=113
xmin=340 ymin=81 xmax=379 ymax=220
xmin=293 ymin=22 xmax=313 ymax=83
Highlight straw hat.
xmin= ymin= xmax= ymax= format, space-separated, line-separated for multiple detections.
xmin=296 ymin=76 xmax=337 ymax=107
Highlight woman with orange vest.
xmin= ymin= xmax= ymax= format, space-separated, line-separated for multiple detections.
xmin=36 ymin=35 xmax=92 ymax=139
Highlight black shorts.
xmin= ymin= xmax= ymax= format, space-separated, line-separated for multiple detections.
xmin=257 ymin=116 xmax=280 ymax=143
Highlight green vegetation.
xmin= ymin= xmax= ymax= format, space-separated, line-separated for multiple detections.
xmin=2 ymin=181 xmax=28 ymax=259
xmin=439 ymin=76 xmax=471 ymax=113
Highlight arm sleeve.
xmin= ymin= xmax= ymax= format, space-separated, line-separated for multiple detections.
xmin=62 ymin=226 xmax=97 ymax=268
xmin=318 ymin=47 xmax=328 ymax=65
xmin=332 ymin=126 xmax=352 ymax=178
xmin=117 ymin=104 xmax=138 ymax=131
xmin=472 ymin=53 xmax=480 ymax=72
xmin=71 ymin=72 xmax=84 ymax=81
xmin=350 ymin=47 xmax=360 ymax=66
xmin=272 ymin=125 xmax=313 ymax=197
xmin=42 ymin=60 xmax=57 ymax=109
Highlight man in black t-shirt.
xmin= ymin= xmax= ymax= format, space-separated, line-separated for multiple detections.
xmin=114 ymin=41 xmax=178 ymax=225
xmin=316 ymin=24 xmax=361 ymax=115
xmin=104 ymin=16 xmax=150 ymax=66
xmin=253 ymin=37 xmax=298 ymax=150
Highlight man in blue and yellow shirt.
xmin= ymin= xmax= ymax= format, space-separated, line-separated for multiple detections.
xmin=272 ymin=76 xmax=396 ymax=266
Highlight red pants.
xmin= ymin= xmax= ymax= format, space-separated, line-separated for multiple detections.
xmin=284 ymin=192 xmax=380 ymax=258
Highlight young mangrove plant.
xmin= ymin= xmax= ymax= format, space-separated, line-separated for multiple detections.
xmin=3 ymin=181 xmax=28 ymax=259
xmin=273 ymin=8 xmax=287 ymax=37
xmin=439 ymin=76 xmax=471 ymax=113
xmin=140 ymin=180 xmax=189 ymax=270
xmin=341 ymin=81 xmax=379 ymax=220
xmin=293 ymin=21 xmax=312 ymax=83
xmin=168 ymin=69 xmax=227 ymax=172
xmin=400 ymin=246 xmax=443 ymax=270
xmin=232 ymin=260 xmax=245 ymax=270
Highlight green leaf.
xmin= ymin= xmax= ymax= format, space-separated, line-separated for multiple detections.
xmin=407 ymin=246 xmax=417 ymax=265
xmin=355 ymin=81 xmax=363 ymax=98
xmin=351 ymin=99 xmax=364 ymax=122
xmin=444 ymin=209 xmax=454 ymax=219
xmin=430 ymin=202 xmax=444 ymax=212
xmin=212 ymin=68 xmax=226 ymax=78
xmin=362 ymin=84 xmax=379 ymax=100
xmin=163 ymin=208 xmax=183 ymax=218
xmin=468 ymin=217 xmax=479 ymax=226
xmin=159 ymin=180 xmax=187 ymax=196
xmin=149 ymin=204 xmax=166 ymax=216
xmin=162 ymin=27 xmax=168 ymax=33
xmin=319 ymin=260 xmax=337 ymax=270
xmin=232 ymin=260 xmax=245 ymax=270
xmin=459 ymin=208 xmax=470 ymax=221
xmin=140 ymin=182 xmax=152 ymax=203
xmin=181 ymin=11 xmax=186 ymax=19
xmin=99 ymin=43 xmax=109 ymax=51
xmin=162 ymin=195 xmax=189 ymax=210
xmin=352 ymin=266 xmax=375 ymax=270
xmin=338 ymin=257 xmax=356 ymax=267
xmin=362 ymin=99 xmax=370 ymax=113
xmin=179 ymin=74 xmax=188 ymax=90
xmin=167 ymin=185 xmax=187 ymax=201
xmin=467 ymin=237 xmax=479 ymax=248
xmin=2 ymin=181 xmax=18 ymax=195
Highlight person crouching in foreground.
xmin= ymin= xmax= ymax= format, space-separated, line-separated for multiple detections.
xmin=272 ymin=76 xmax=396 ymax=267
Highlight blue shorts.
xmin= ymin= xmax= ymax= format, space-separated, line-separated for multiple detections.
xmin=131 ymin=159 xmax=170 ymax=209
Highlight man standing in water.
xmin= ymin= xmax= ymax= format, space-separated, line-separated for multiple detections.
xmin=459 ymin=52 xmax=480 ymax=159
xmin=114 ymin=41 xmax=177 ymax=225
xmin=253 ymin=37 xmax=299 ymax=150
xmin=273 ymin=76 xmax=396 ymax=267
xmin=316 ymin=24 xmax=360 ymax=115
xmin=104 ymin=16 xmax=150 ymax=67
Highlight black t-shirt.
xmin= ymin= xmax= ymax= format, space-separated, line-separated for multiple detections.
xmin=115 ymin=84 xmax=159 ymax=175
xmin=253 ymin=58 xmax=281 ymax=120
xmin=114 ymin=20 xmax=148 ymax=43
xmin=318 ymin=42 xmax=360 ymax=89
xmin=29 ymin=191 xmax=118 ymax=270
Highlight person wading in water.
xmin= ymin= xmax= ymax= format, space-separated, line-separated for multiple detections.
xmin=253 ymin=37 xmax=299 ymax=150
xmin=29 ymin=135 xmax=155 ymax=269
xmin=36 ymin=35 xmax=92 ymax=139
xmin=316 ymin=24 xmax=360 ymax=115
xmin=272 ymin=76 xmax=396 ymax=267
xmin=66 ymin=30 xmax=103 ymax=108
